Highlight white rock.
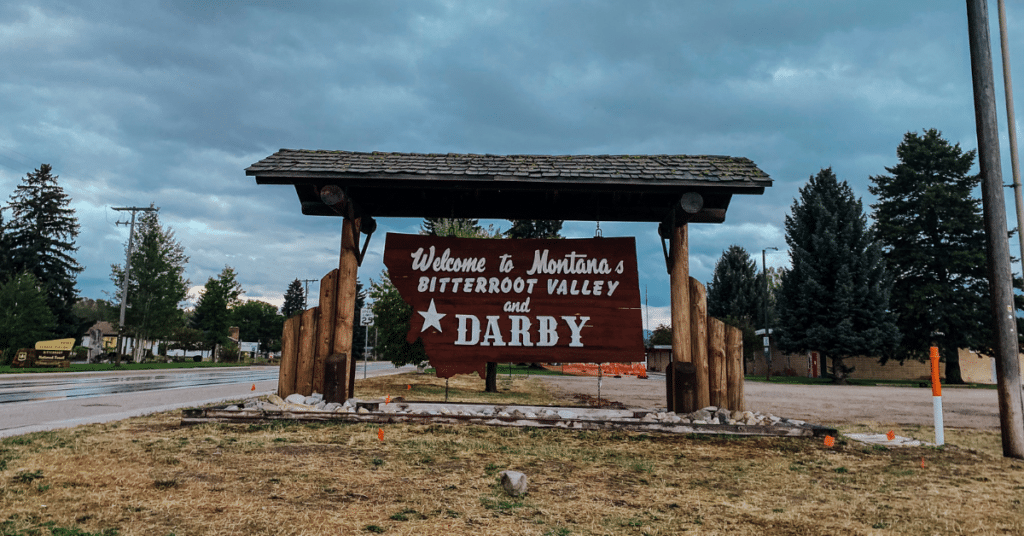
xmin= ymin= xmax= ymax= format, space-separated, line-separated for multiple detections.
xmin=499 ymin=470 xmax=528 ymax=496
xmin=356 ymin=407 xmax=370 ymax=414
xmin=284 ymin=394 xmax=307 ymax=405
xmin=556 ymin=410 xmax=577 ymax=420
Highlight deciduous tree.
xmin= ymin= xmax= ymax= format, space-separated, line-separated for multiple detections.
xmin=776 ymin=168 xmax=899 ymax=383
xmin=369 ymin=270 xmax=428 ymax=368
xmin=0 ymin=273 xmax=56 ymax=364
xmin=191 ymin=266 xmax=244 ymax=355
xmin=230 ymin=300 xmax=284 ymax=356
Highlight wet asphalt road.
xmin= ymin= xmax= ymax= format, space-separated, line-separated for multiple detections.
xmin=0 ymin=362 xmax=408 ymax=438
xmin=0 ymin=367 xmax=281 ymax=404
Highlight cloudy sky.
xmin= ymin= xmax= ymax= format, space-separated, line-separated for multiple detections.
xmin=1 ymin=1 xmax=1021 ymax=330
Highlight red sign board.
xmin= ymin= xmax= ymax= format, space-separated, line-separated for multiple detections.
xmin=383 ymin=233 xmax=644 ymax=378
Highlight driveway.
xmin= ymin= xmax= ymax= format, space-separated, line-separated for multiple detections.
xmin=537 ymin=374 xmax=1004 ymax=429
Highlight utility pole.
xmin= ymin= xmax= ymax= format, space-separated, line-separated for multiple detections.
xmin=300 ymin=279 xmax=319 ymax=310
xmin=762 ymin=247 xmax=777 ymax=381
xmin=966 ymin=0 xmax=1024 ymax=459
xmin=112 ymin=205 xmax=159 ymax=367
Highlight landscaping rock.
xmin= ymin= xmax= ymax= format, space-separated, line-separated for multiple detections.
xmin=284 ymin=394 xmax=306 ymax=405
xmin=500 ymin=471 xmax=528 ymax=497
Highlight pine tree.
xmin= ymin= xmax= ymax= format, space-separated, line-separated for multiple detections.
xmin=282 ymin=279 xmax=305 ymax=318
xmin=504 ymin=220 xmax=564 ymax=239
xmin=110 ymin=209 xmax=190 ymax=353
xmin=706 ymin=245 xmax=763 ymax=363
xmin=0 ymin=273 xmax=57 ymax=364
xmin=421 ymin=218 xmax=488 ymax=237
xmin=869 ymin=129 xmax=990 ymax=383
xmin=4 ymin=164 xmax=82 ymax=339
xmin=191 ymin=266 xmax=244 ymax=354
xmin=706 ymin=245 xmax=759 ymax=323
xmin=776 ymin=168 xmax=900 ymax=383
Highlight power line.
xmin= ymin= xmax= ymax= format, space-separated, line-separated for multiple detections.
xmin=300 ymin=279 xmax=319 ymax=310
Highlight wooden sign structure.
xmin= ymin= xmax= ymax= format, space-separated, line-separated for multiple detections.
xmin=11 ymin=338 xmax=76 ymax=368
xmin=248 ymin=151 xmax=772 ymax=409
xmin=383 ymin=234 xmax=644 ymax=378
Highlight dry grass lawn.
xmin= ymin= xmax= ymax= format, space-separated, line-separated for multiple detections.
xmin=2 ymin=373 xmax=1023 ymax=535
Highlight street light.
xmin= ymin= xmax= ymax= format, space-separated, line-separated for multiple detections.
xmin=762 ymin=247 xmax=778 ymax=381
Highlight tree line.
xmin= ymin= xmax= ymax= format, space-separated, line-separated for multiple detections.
xmin=693 ymin=129 xmax=1015 ymax=383
xmin=0 ymin=164 xmax=311 ymax=364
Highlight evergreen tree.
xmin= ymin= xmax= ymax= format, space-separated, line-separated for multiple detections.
xmin=110 ymin=209 xmax=190 ymax=353
xmin=191 ymin=266 xmax=244 ymax=354
xmin=869 ymin=129 xmax=991 ymax=383
xmin=776 ymin=168 xmax=900 ymax=383
xmin=282 ymin=279 xmax=305 ymax=318
xmin=3 ymin=164 xmax=82 ymax=339
xmin=0 ymin=273 xmax=57 ymax=364
xmin=421 ymin=218 xmax=491 ymax=237
xmin=504 ymin=220 xmax=564 ymax=239
xmin=0 ymin=209 xmax=10 ymax=280
xmin=706 ymin=245 xmax=763 ymax=363
xmin=706 ymin=245 xmax=760 ymax=323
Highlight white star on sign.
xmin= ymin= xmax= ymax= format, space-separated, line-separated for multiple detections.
xmin=418 ymin=299 xmax=445 ymax=333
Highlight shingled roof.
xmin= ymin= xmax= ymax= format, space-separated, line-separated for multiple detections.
xmin=247 ymin=149 xmax=771 ymax=223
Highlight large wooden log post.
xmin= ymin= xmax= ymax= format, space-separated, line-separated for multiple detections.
xmin=707 ymin=317 xmax=727 ymax=408
xmin=669 ymin=223 xmax=694 ymax=413
xmin=689 ymin=277 xmax=710 ymax=410
xmin=312 ymin=269 xmax=339 ymax=395
xmin=332 ymin=216 xmax=360 ymax=402
xmin=278 ymin=315 xmax=300 ymax=397
xmin=726 ymin=325 xmax=745 ymax=411
xmin=295 ymin=307 xmax=319 ymax=396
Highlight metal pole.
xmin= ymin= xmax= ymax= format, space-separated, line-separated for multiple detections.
xmin=112 ymin=205 xmax=158 ymax=366
xmin=762 ymin=247 xmax=777 ymax=381
xmin=966 ymin=0 xmax=1024 ymax=458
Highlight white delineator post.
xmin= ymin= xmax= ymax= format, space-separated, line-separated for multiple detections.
xmin=930 ymin=346 xmax=944 ymax=446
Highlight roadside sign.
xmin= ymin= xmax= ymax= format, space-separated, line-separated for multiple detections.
xmin=360 ymin=308 xmax=374 ymax=326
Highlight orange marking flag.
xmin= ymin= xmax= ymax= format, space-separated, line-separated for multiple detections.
xmin=886 ymin=430 xmax=896 ymax=441
xmin=251 ymin=384 xmax=256 ymax=391
xmin=378 ymin=428 xmax=384 ymax=442
xmin=823 ymin=435 xmax=835 ymax=448
xmin=385 ymin=395 xmax=391 ymax=405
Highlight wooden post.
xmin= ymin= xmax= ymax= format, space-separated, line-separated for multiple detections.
xmin=295 ymin=307 xmax=319 ymax=396
xmin=707 ymin=318 xmax=727 ymax=408
xmin=333 ymin=216 xmax=360 ymax=401
xmin=967 ymin=0 xmax=1024 ymax=458
xmin=312 ymin=269 xmax=339 ymax=395
xmin=669 ymin=223 xmax=693 ymax=412
xmin=689 ymin=277 xmax=710 ymax=410
xmin=278 ymin=315 xmax=300 ymax=397
xmin=725 ymin=325 xmax=744 ymax=411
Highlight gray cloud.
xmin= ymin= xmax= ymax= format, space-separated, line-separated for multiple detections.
xmin=1 ymin=0 xmax=1020 ymax=321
